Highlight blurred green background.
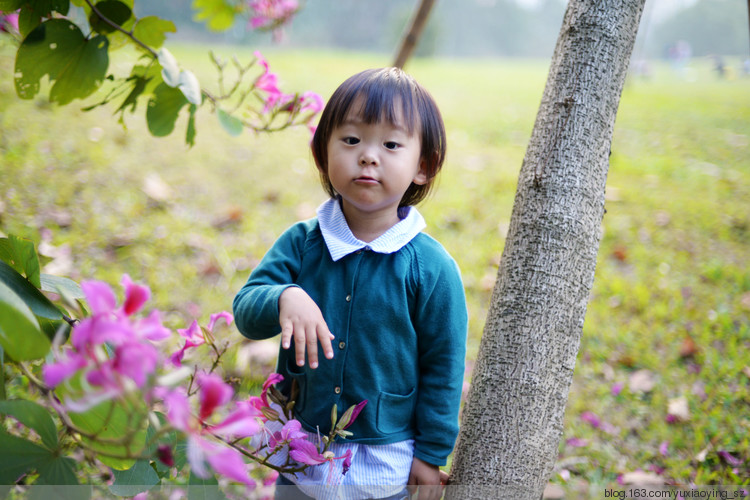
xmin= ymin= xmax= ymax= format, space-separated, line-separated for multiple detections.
xmin=1 ymin=0 xmax=749 ymax=493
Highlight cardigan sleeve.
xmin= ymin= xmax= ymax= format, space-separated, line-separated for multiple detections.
xmin=411 ymin=238 xmax=468 ymax=466
xmin=232 ymin=222 xmax=310 ymax=340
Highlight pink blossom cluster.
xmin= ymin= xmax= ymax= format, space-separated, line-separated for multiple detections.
xmin=42 ymin=274 xmax=360 ymax=485
xmin=254 ymin=51 xmax=324 ymax=134
xmin=0 ymin=10 xmax=19 ymax=34
xmin=43 ymin=275 xmax=170 ymax=411
xmin=248 ymin=0 xmax=298 ymax=31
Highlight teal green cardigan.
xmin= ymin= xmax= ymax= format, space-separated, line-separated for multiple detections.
xmin=232 ymin=219 xmax=467 ymax=466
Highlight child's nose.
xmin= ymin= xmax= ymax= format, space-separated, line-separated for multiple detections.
xmin=359 ymin=149 xmax=378 ymax=166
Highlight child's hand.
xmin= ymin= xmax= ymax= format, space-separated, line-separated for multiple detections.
xmin=278 ymin=287 xmax=334 ymax=369
xmin=407 ymin=457 xmax=446 ymax=500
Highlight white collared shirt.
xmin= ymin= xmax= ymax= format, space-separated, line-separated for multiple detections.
xmin=316 ymin=197 xmax=426 ymax=262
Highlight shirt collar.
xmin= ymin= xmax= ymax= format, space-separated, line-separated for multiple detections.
xmin=316 ymin=197 xmax=426 ymax=262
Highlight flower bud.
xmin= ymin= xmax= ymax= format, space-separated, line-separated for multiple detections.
xmin=157 ymin=445 xmax=175 ymax=467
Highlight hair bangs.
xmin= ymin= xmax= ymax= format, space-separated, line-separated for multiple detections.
xmin=311 ymin=67 xmax=447 ymax=207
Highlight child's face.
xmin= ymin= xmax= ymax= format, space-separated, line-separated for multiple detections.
xmin=325 ymin=99 xmax=426 ymax=221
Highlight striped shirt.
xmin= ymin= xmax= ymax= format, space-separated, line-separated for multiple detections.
xmin=267 ymin=197 xmax=424 ymax=499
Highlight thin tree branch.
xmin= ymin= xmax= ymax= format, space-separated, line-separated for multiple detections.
xmin=83 ymin=0 xmax=158 ymax=58
xmin=393 ymin=0 xmax=437 ymax=69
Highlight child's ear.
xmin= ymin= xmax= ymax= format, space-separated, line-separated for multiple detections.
xmin=412 ymin=159 xmax=429 ymax=186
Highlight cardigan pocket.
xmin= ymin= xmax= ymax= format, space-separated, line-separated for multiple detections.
xmin=376 ymin=387 xmax=416 ymax=434
xmin=286 ymin=358 xmax=307 ymax=413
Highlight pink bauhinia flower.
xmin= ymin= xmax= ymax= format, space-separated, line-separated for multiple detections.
xmin=289 ymin=440 xmax=353 ymax=482
xmin=298 ymin=91 xmax=324 ymax=115
xmin=0 ymin=11 xmax=19 ymax=34
xmin=189 ymin=436 xmax=255 ymax=485
xmin=248 ymin=0 xmax=298 ymax=30
xmin=268 ymin=418 xmax=306 ymax=449
xmin=157 ymin=377 xmax=263 ymax=486
xmin=580 ymin=411 xmax=601 ymax=428
xmin=121 ymin=274 xmax=150 ymax=316
xmin=169 ymin=320 xmax=205 ymax=366
xmin=197 ymin=372 xmax=234 ymax=421
xmin=260 ymin=372 xmax=283 ymax=407
xmin=43 ymin=351 xmax=88 ymax=387
xmin=170 ymin=312 xmax=233 ymax=366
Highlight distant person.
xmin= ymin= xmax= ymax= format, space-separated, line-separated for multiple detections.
xmin=669 ymin=40 xmax=692 ymax=78
xmin=233 ymin=67 xmax=467 ymax=500
xmin=712 ymin=55 xmax=726 ymax=79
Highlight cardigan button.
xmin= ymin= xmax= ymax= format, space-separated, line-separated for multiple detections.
xmin=334 ymin=386 xmax=341 ymax=394
xmin=345 ymin=294 xmax=351 ymax=302
xmin=338 ymin=341 xmax=346 ymax=350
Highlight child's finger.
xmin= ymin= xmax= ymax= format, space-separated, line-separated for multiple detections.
xmin=317 ymin=325 xmax=335 ymax=360
xmin=280 ymin=319 xmax=293 ymax=350
xmin=306 ymin=326 xmax=320 ymax=368
xmin=293 ymin=324 xmax=308 ymax=366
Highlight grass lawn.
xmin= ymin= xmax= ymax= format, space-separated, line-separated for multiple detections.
xmin=1 ymin=40 xmax=748 ymax=491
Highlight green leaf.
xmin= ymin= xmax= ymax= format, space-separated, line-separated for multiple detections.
xmin=88 ymin=0 xmax=132 ymax=35
xmin=191 ymin=0 xmax=236 ymax=31
xmin=0 ymin=235 xmax=41 ymax=288
xmin=27 ymin=0 xmax=70 ymax=17
xmin=109 ymin=460 xmax=159 ymax=496
xmin=133 ymin=16 xmax=176 ymax=49
xmin=63 ymin=387 xmax=148 ymax=470
xmin=0 ymin=400 xmax=58 ymax=450
xmin=146 ymin=82 xmax=188 ymax=137
xmin=0 ymin=261 xmax=63 ymax=321
xmin=0 ymin=431 xmax=51 ymax=484
xmin=36 ymin=456 xmax=78 ymax=485
xmin=15 ymin=19 xmax=109 ymax=105
xmin=186 ymin=103 xmax=197 ymax=146
xmin=40 ymin=274 xmax=84 ymax=299
xmin=0 ymin=346 xmax=5 ymax=401
xmin=217 ymin=109 xmax=243 ymax=137
xmin=0 ymin=281 xmax=51 ymax=361
xmin=0 ymin=0 xmax=25 ymax=12
xmin=188 ymin=470 xmax=223 ymax=500
xmin=17 ymin=7 xmax=41 ymax=38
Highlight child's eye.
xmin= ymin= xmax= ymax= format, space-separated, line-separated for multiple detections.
xmin=342 ymin=137 xmax=360 ymax=145
xmin=384 ymin=141 xmax=400 ymax=150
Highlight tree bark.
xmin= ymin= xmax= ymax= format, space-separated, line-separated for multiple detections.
xmin=392 ymin=0 xmax=437 ymax=69
xmin=448 ymin=1 xmax=646 ymax=498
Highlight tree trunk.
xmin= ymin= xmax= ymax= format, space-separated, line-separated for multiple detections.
xmin=448 ymin=1 xmax=645 ymax=498
xmin=392 ymin=0 xmax=437 ymax=69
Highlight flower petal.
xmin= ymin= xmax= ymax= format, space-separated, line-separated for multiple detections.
xmin=197 ymin=372 xmax=234 ymax=421
xmin=81 ymin=280 xmax=117 ymax=316
xmin=121 ymin=274 xmax=150 ymax=316
xmin=289 ymin=439 xmax=327 ymax=465
xmin=43 ymin=352 xmax=88 ymax=387
xmin=207 ymin=311 xmax=233 ymax=332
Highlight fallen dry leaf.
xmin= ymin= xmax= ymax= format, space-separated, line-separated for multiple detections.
xmin=621 ymin=471 xmax=665 ymax=486
xmin=612 ymin=245 xmax=628 ymax=262
xmin=212 ymin=206 xmax=244 ymax=229
xmin=740 ymin=291 xmax=750 ymax=311
xmin=142 ymin=173 xmax=173 ymax=204
xmin=667 ymin=396 xmax=690 ymax=422
xmin=679 ymin=335 xmax=699 ymax=358
xmin=629 ymin=369 xmax=656 ymax=393
xmin=742 ymin=366 xmax=750 ymax=380
xmin=542 ymin=483 xmax=565 ymax=499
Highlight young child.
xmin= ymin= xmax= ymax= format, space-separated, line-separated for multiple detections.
xmin=233 ymin=67 xmax=467 ymax=500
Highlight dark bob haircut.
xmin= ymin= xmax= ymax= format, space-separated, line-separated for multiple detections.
xmin=311 ymin=67 xmax=447 ymax=208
